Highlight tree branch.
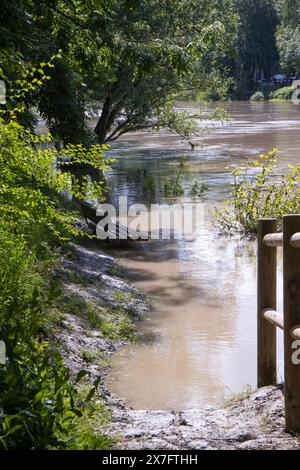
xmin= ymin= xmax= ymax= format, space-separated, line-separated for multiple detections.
xmin=48 ymin=5 xmax=88 ymax=30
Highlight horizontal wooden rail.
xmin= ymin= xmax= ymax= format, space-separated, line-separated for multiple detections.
xmin=263 ymin=310 xmax=300 ymax=340
xmin=263 ymin=231 xmax=300 ymax=248
xmin=290 ymin=233 xmax=300 ymax=249
xmin=263 ymin=309 xmax=284 ymax=330
xmin=263 ymin=233 xmax=283 ymax=247
xmin=291 ymin=326 xmax=300 ymax=340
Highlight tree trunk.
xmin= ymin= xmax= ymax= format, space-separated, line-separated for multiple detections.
xmin=94 ymin=84 xmax=121 ymax=143
xmin=94 ymin=96 xmax=112 ymax=143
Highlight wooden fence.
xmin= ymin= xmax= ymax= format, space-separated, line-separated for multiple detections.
xmin=258 ymin=215 xmax=300 ymax=433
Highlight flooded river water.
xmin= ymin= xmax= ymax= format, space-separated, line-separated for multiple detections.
xmin=105 ymin=101 xmax=300 ymax=410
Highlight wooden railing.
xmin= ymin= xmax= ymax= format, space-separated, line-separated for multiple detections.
xmin=258 ymin=215 xmax=300 ymax=433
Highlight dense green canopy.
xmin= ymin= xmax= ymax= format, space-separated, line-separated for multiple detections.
xmin=1 ymin=1 xmax=299 ymax=142
xmin=1 ymin=0 xmax=237 ymax=144
xmin=276 ymin=0 xmax=300 ymax=72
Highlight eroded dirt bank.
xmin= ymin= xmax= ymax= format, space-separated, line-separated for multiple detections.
xmin=57 ymin=242 xmax=299 ymax=450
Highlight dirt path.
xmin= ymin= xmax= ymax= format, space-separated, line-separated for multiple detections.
xmin=107 ymin=386 xmax=299 ymax=450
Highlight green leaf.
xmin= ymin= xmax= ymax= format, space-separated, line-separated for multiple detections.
xmin=76 ymin=369 xmax=90 ymax=383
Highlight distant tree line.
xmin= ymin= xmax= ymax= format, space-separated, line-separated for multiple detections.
xmin=276 ymin=0 xmax=300 ymax=73
xmin=230 ymin=0 xmax=300 ymax=98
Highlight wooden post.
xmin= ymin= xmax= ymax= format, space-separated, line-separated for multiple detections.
xmin=257 ymin=219 xmax=277 ymax=387
xmin=283 ymin=215 xmax=300 ymax=433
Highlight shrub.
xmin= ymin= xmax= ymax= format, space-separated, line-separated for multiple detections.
xmin=190 ymin=178 xmax=208 ymax=199
xmin=269 ymin=86 xmax=293 ymax=101
xmin=143 ymin=174 xmax=156 ymax=198
xmin=164 ymin=177 xmax=184 ymax=197
xmin=164 ymin=159 xmax=186 ymax=198
xmin=250 ymin=91 xmax=266 ymax=101
xmin=0 ymin=228 xmax=102 ymax=449
xmin=214 ymin=149 xmax=300 ymax=234
xmin=0 ymin=68 xmax=113 ymax=448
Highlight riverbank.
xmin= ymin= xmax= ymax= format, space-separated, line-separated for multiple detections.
xmin=58 ymin=240 xmax=299 ymax=450
xmin=55 ymin=240 xmax=149 ymax=392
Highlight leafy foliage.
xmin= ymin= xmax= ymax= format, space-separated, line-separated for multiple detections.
xmin=88 ymin=0 xmax=237 ymax=143
xmin=230 ymin=0 xmax=279 ymax=99
xmin=164 ymin=160 xmax=186 ymax=198
xmin=275 ymin=0 xmax=300 ymax=73
xmin=190 ymin=178 xmax=208 ymax=199
xmin=277 ymin=26 xmax=300 ymax=72
xmin=0 ymin=0 xmax=238 ymax=144
xmin=0 ymin=70 xmax=112 ymax=449
xmin=250 ymin=91 xmax=266 ymax=101
xmin=270 ymin=85 xmax=293 ymax=99
xmin=250 ymin=84 xmax=294 ymax=101
xmin=0 ymin=221 xmax=112 ymax=449
xmin=214 ymin=149 xmax=300 ymax=234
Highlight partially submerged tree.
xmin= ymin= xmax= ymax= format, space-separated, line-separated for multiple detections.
xmin=87 ymin=0 xmax=237 ymax=144
xmin=1 ymin=0 xmax=237 ymax=146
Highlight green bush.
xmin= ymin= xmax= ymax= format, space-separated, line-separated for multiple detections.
xmin=0 ymin=226 xmax=107 ymax=449
xmin=0 ymin=70 xmax=113 ymax=448
xmin=269 ymin=86 xmax=293 ymax=101
xmin=250 ymin=91 xmax=266 ymax=101
xmin=164 ymin=160 xmax=185 ymax=198
xmin=214 ymin=149 xmax=300 ymax=234
xmin=164 ymin=177 xmax=184 ymax=197
xmin=190 ymin=178 xmax=208 ymax=199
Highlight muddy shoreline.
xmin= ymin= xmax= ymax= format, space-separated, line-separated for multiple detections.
xmin=56 ymin=240 xmax=299 ymax=450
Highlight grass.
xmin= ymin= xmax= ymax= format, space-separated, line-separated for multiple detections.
xmin=107 ymin=264 xmax=126 ymax=279
xmin=60 ymin=268 xmax=95 ymax=287
xmin=259 ymin=414 xmax=276 ymax=433
xmin=56 ymin=287 xmax=138 ymax=342
xmin=46 ymin=263 xmax=140 ymax=449
xmin=224 ymin=385 xmax=253 ymax=408
xmin=114 ymin=289 xmax=135 ymax=303
xmin=55 ymin=385 xmax=116 ymax=450
xmin=82 ymin=349 xmax=109 ymax=366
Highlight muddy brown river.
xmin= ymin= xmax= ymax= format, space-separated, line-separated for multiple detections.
xmin=105 ymin=101 xmax=300 ymax=410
